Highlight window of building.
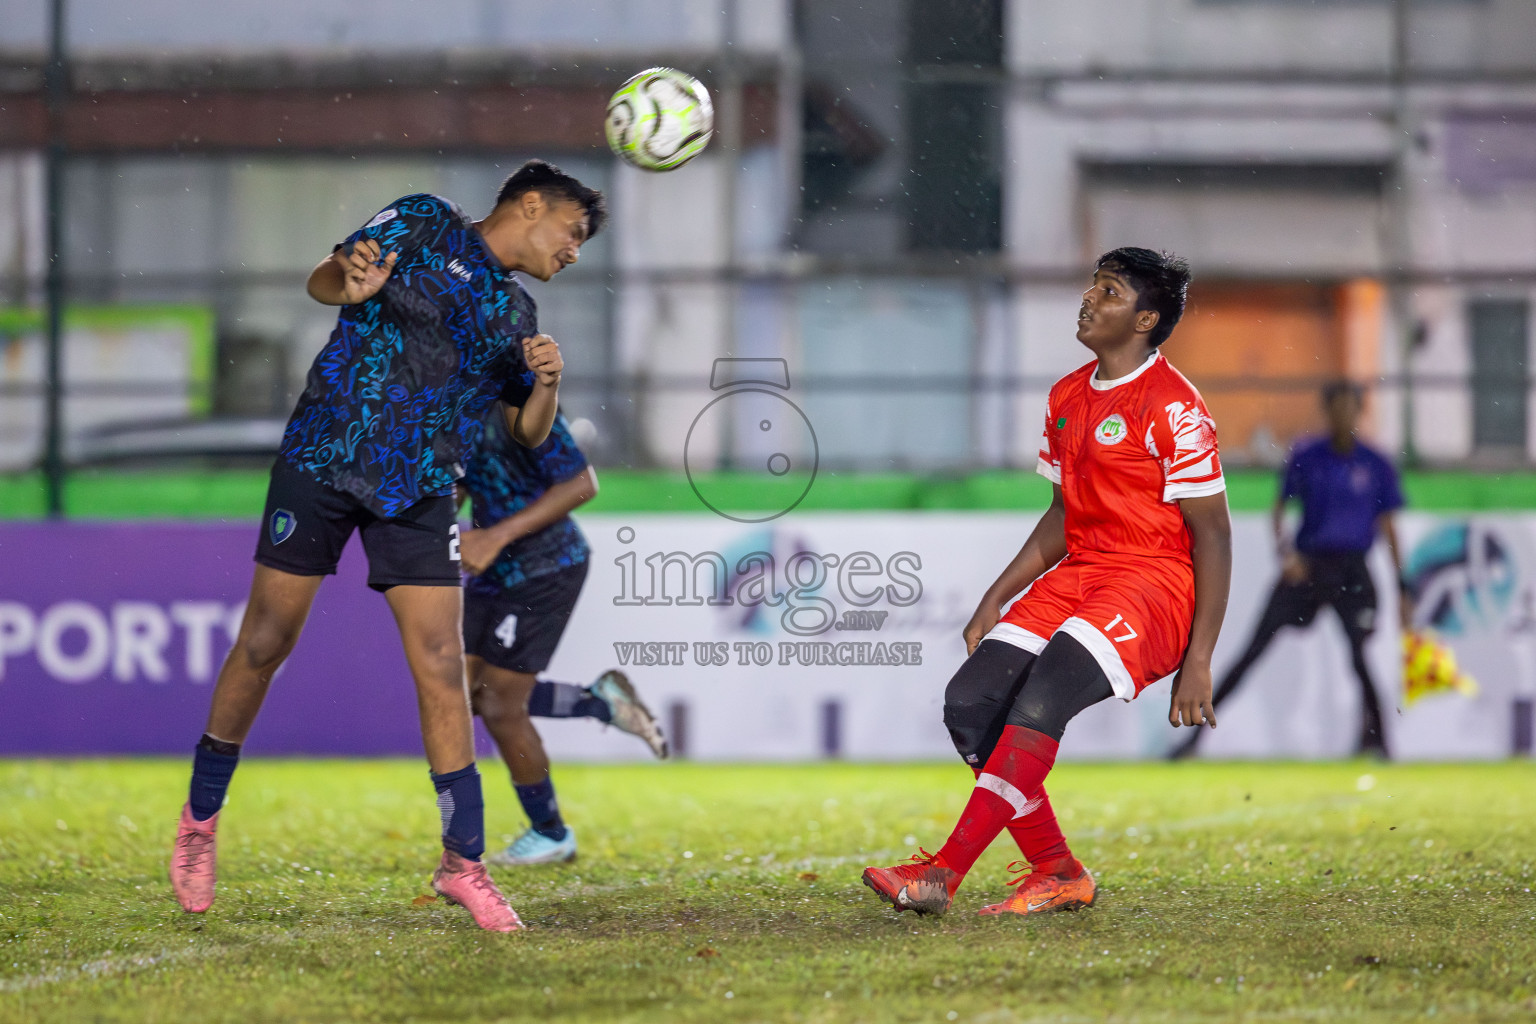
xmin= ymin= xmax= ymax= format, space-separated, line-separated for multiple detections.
xmin=903 ymin=0 xmax=1003 ymax=253
xmin=1469 ymin=298 xmax=1530 ymax=451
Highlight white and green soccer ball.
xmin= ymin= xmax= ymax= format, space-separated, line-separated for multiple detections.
xmin=604 ymin=68 xmax=714 ymax=172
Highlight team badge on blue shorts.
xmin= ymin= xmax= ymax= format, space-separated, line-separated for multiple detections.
xmin=270 ymin=508 xmax=297 ymax=546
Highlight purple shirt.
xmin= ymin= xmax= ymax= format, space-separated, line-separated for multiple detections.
xmin=1281 ymin=437 xmax=1404 ymax=555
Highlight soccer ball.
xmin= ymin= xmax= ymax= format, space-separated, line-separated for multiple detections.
xmin=604 ymin=68 xmax=714 ymax=172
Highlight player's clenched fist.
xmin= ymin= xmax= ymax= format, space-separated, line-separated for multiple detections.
xmin=457 ymin=528 xmax=506 ymax=577
xmin=523 ymin=334 xmax=563 ymax=387
xmin=962 ymin=605 xmax=1000 ymax=657
xmin=336 ymin=238 xmax=398 ymax=304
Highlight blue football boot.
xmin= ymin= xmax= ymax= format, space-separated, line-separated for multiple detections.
xmin=590 ymin=670 xmax=669 ymax=759
xmin=487 ymin=826 xmax=578 ymax=866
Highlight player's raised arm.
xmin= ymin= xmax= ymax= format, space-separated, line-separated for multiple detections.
xmin=962 ymin=485 xmax=1068 ymax=655
xmin=307 ymin=238 xmax=399 ymax=306
xmin=460 ymin=467 xmax=598 ymax=575
xmin=503 ymin=334 xmax=563 ymax=447
xmin=1169 ymin=491 xmax=1232 ymax=728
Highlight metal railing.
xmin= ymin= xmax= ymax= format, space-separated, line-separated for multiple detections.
xmin=4 ymin=270 xmax=1534 ymax=486
xmin=0 ymin=366 xmax=1529 ymax=473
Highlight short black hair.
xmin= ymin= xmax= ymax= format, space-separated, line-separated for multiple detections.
xmin=1094 ymin=247 xmax=1192 ymax=347
xmin=496 ymin=159 xmax=607 ymax=238
xmin=1321 ymin=379 xmax=1365 ymax=406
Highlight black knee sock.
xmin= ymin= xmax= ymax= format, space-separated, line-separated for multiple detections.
xmin=431 ymin=764 xmax=486 ymax=861
xmin=513 ymin=778 xmax=567 ymax=841
xmin=188 ymin=734 xmax=240 ymax=821
xmin=1005 ymin=634 xmax=1114 ymax=740
xmin=527 ymin=680 xmax=611 ymax=723
xmin=942 ymin=640 xmax=1036 ymax=766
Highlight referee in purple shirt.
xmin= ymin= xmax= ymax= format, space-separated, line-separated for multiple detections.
xmin=1172 ymin=381 xmax=1412 ymax=759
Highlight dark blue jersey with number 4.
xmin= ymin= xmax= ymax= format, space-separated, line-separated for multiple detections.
xmin=280 ymin=194 xmax=537 ymax=518
xmin=462 ymin=409 xmax=591 ymax=594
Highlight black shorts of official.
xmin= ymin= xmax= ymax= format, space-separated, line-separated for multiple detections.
xmin=1262 ymin=551 xmax=1379 ymax=642
xmin=254 ymin=457 xmax=461 ymax=591
xmin=463 ymin=561 xmax=590 ymax=675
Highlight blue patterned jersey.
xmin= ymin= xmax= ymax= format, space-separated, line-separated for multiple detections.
xmin=463 ymin=408 xmax=591 ymax=594
xmin=280 ymin=194 xmax=538 ymax=517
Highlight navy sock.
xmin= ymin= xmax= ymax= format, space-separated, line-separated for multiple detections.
xmin=513 ymin=778 xmax=567 ymax=841
xmin=188 ymin=734 xmax=240 ymax=821
xmin=430 ymin=764 xmax=486 ymax=861
xmin=527 ymin=680 xmax=612 ymax=723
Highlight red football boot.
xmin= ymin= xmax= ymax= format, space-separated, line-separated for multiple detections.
xmin=978 ymin=860 xmax=1096 ymax=917
xmin=861 ymin=849 xmax=962 ymax=916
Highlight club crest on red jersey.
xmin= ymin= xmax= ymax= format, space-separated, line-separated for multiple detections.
xmin=1094 ymin=414 xmax=1128 ymax=445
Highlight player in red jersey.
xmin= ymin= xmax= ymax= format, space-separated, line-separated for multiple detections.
xmin=862 ymin=247 xmax=1232 ymax=916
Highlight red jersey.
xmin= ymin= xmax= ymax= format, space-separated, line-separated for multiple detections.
xmin=1036 ymin=351 xmax=1224 ymax=568
xmin=989 ymin=351 xmax=1223 ymax=698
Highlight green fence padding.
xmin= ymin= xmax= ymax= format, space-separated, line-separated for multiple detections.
xmin=6 ymin=467 xmax=1536 ymax=519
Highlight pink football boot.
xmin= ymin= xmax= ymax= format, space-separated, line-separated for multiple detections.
xmin=169 ymin=803 xmax=219 ymax=913
xmin=431 ymin=851 xmax=524 ymax=932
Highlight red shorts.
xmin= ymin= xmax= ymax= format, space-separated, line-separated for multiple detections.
xmin=985 ymin=557 xmax=1194 ymax=700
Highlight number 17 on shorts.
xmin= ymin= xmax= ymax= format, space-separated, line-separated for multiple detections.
xmin=1103 ymin=613 xmax=1137 ymax=643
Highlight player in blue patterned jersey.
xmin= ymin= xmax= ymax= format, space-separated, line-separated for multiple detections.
xmin=458 ymin=407 xmax=668 ymax=866
xmin=170 ymin=161 xmax=606 ymax=932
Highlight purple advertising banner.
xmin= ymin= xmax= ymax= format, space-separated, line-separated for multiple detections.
xmin=0 ymin=522 xmax=433 ymax=755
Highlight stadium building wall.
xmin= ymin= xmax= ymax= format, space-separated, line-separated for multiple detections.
xmin=5 ymin=0 xmax=1536 ymax=477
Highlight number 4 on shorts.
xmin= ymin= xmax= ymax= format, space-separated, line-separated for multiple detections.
xmin=494 ymin=614 xmax=518 ymax=648
xmin=1103 ymin=613 xmax=1138 ymax=644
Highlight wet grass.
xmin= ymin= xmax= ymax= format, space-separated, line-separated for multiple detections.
xmin=2 ymin=759 xmax=1534 ymax=1023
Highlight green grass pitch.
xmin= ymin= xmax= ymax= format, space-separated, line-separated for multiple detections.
xmin=2 ymin=759 xmax=1534 ymax=1023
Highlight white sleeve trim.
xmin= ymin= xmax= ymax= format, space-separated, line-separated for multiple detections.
xmin=1035 ymin=455 xmax=1062 ymax=484
xmin=1163 ymin=475 xmax=1227 ymax=502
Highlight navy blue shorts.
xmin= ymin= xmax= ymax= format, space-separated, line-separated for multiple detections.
xmin=463 ymin=561 xmax=589 ymax=674
xmin=254 ymin=458 xmax=461 ymax=591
